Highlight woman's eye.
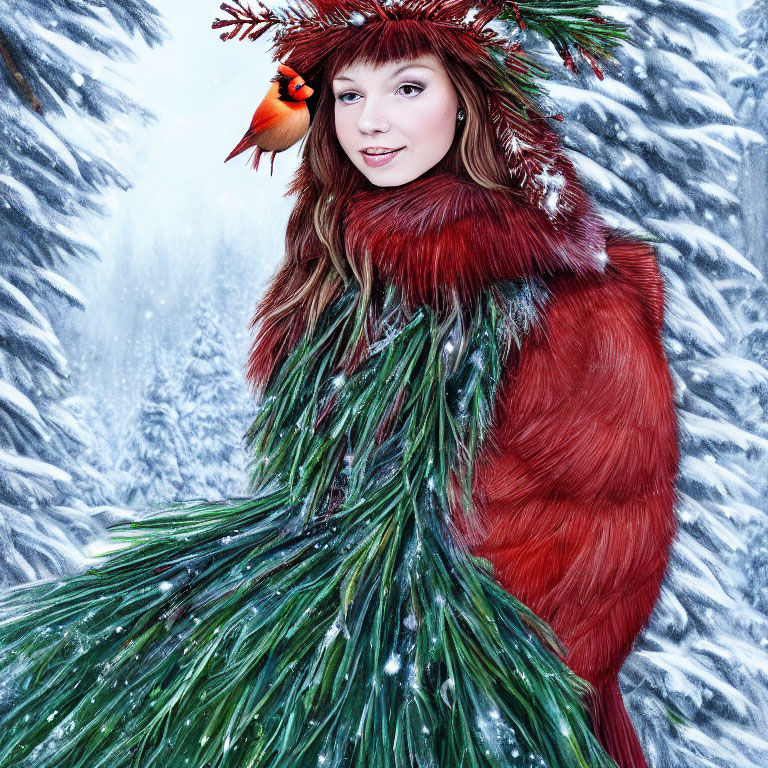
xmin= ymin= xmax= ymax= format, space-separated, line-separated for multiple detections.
xmin=397 ymin=83 xmax=423 ymax=97
xmin=336 ymin=83 xmax=424 ymax=104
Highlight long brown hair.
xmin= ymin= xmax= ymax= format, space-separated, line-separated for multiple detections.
xmin=246 ymin=20 xmax=514 ymax=393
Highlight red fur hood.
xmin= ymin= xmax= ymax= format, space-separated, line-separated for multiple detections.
xmin=343 ymin=168 xmax=607 ymax=306
xmin=246 ymin=162 xmax=609 ymax=392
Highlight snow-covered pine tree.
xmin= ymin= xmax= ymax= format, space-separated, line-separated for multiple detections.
xmin=511 ymin=1 xmax=768 ymax=765
xmin=177 ymin=297 xmax=252 ymax=500
xmin=116 ymin=353 xmax=186 ymax=508
xmin=59 ymin=395 xmax=118 ymax=510
xmin=0 ymin=2 xmax=164 ymax=586
xmin=737 ymin=0 xmax=768 ymax=276
xmin=734 ymin=0 xmax=768 ymax=405
xmin=734 ymin=0 xmax=768 ymax=639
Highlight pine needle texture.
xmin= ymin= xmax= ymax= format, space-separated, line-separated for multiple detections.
xmin=0 ymin=284 xmax=615 ymax=768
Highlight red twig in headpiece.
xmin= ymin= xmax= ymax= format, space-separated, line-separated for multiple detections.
xmin=213 ymin=0 xmax=281 ymax=42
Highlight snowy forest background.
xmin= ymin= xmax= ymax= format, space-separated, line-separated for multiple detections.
xmin=1 ymin=0 xmax=767 ymax=766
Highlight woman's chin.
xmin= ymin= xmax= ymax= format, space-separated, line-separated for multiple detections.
xmin=356 ymin=161 xmax=437 ymax=188
xmin=357 ymin=166 xmax=405 ymax=187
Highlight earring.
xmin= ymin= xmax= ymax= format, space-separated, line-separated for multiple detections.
xmin=457 ymin=107 xmax=465 ymax=122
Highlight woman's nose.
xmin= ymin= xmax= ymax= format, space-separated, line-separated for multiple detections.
xmin=357 ymin=97 xmax=390 ymax=134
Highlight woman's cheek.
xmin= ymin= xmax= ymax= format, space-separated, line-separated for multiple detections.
xmin=422 ymin=98 xmax=456 ymax=142
xmin=334 ymin=114 xmax=357 ymax=161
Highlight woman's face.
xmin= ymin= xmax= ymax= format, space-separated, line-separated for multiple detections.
xmin=332 ymin=54 xmax=459 ymax=187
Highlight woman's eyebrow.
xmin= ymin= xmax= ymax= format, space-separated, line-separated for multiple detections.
xmin=333 ymin=64 xmax=434 ymax=83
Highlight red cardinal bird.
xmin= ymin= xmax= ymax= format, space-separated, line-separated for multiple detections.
xmin=225 ymin=63 xmax=314 ymax=175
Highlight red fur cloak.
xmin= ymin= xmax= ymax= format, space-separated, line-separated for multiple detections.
xmin=341 ymin=167 xmax=679 ymax=768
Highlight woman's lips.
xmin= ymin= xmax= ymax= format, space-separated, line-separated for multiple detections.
xmin=360 ymin=147 xmax=404 ymax=167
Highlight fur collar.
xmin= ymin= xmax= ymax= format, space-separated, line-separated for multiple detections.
xmin=343 ymin=168 xmax=606 ymax=307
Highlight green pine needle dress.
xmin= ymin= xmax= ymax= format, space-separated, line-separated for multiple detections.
xmin=0 ymin=282 xmax=616 ymax=768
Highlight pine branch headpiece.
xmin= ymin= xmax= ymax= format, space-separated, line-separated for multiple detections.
xmin=213 ymin=1 xmax=624 ymax=76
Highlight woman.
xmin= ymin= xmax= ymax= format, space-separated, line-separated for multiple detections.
xmin=242 ymin=9 xmax=678 ymax=766
xmin=0 ymin=3 xmax=677 ymax=767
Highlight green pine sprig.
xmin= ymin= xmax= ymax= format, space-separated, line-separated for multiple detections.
xmin=498 ymin=1 xmax=628 ymax=77
xmin=0 ymin=282 xmax=616 ymax=768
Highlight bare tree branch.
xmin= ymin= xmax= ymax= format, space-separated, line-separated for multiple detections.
xmin=0 ymin=28 xmax=43 ymax=114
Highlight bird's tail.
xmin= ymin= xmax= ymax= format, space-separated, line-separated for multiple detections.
xmin=225 ymin=131 xmax=259 ymax=163
xmin=589 ymin=678 xmax=649 ymax=768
